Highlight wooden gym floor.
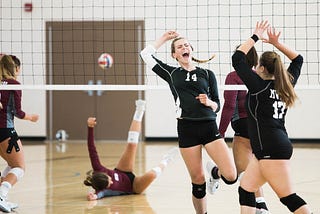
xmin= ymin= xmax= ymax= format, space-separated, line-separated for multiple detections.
xmin=3 ymin=140 xmax=320 ymax=214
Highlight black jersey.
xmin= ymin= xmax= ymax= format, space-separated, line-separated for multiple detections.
xmin=140 ymin=45 xmax=220 ymax=121
xmin=232 ymin=51 xmax=303 ymax=159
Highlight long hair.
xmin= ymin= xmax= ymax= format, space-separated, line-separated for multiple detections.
xmin=171 ymin=37 xmax=215 ymax=63
xmin=0 ymin=55 xmax=16 ymax=81
xmin=83 ymin=170 xmax=109 ymax=191
xmin=259 ymin=51 xmax=297 ymax=107
xmin=10 ymin=55 xmax=21 ymax=67
xmin=235 ymin=45 xmax=258 ymax=69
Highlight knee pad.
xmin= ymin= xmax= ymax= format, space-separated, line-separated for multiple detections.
xmin=8 ymin=167 xmax=24 ymax=181
xmin=192 ymin=182 xmax=206 ymax=199
xmin=221 ymin=175 xmax=238 ymax=185
xmin=238 ymin=186 xmax=256 ymax=207
xmin=127 ymin=131 xmax=140 ymax=144
xmin=280 ymin=193 xmax=307 ymax=212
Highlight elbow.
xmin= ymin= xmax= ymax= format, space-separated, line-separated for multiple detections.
xmin=231 ymin=50 xmax=244 ymax=69
xmin=213 ymin=101 xmax=221 ymax=113
xmin=231 ymin=54 xmax=239 ymax=69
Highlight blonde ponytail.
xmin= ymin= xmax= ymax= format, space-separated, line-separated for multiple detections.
xmin=192 ymin=54 xmax=215 ymax=63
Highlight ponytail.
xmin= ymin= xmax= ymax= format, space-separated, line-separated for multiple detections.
xmin=273 ymin=56 xmax=297 ymax=107
xmin=192 ymin=54 xmax=215 ymax=63
xmin=260 ymin=51 xmax=298 ymax=107
xmin=83 ymin=170 xmax=94 ymax=187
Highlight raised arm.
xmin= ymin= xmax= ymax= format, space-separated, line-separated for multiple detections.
xmin=140 ymin=31 xmax=180 ymax=81
xmin=87 ymin=117 xmax=107 ymax=172
xmin=237 ymin=20 xmax=269 ymax=54
xmin=140 ymin=31 xmax=179 ymax=66
xmin=263 ymin=27 xmax=299 ymax=60
xmin=153 ymin=31 xmax=179 ymax=50
xmin=232 ymin=21 xmax=269 ymax=92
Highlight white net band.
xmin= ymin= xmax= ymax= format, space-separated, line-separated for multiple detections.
xmin=0 ymin=84 xmax=319 ymax=91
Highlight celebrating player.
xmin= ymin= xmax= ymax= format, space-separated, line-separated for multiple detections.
xmin=232 ymin=20 xmax=312 ymax=214
xmin=140 ymin=31 xmax=237 ymax=214
xmin=219 ymin=46 xmax=270 ymax=213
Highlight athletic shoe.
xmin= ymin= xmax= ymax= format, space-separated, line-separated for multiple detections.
xmin=0 ymin=196 xmax=11 ymax=213
xmin=161 ymin=147 xmax=179 ymax=166
xmin=7 ymin=201 xmax=18 ymax=210
xmin=135 ymin=99 xmax=146 ymax=111
xmin=256 ymin=201 xmax=269 ymax=214
xmin=256 ymin=208 xmax=270 ymax=214
xmin=206 ymin=161 xmax=220 ymax=194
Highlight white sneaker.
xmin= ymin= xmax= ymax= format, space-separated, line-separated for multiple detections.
xmin=7 ymin=201 xmax=18 ymax=210
xmin=0 ymin=196 xmax=11 ymax=213
xmin=135 ymin=99 xmax=146 ymax=111
xmin=206 ymin=161 xmax=220 ymax=194
xmin=161 ymin=147 xmax=179 ymax=166
xmin=256 ymin=208 xmax=270 ymax=214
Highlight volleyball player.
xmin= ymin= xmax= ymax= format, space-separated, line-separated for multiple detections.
xmin=232 ymin=20 xmax=312 ymax=214
xmin=84 ymin=100 xmax=178 ymax=200
xmin=0 ymin=55 xmax=39 ymax=212
xmin=140 ymin=31 xmax=237 ymax=214
xmin=219 ymin=46 xmax=270 ymax=214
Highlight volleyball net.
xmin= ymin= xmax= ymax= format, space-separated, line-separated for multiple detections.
xmin=0 ymin=0 xmax=319 ymax=91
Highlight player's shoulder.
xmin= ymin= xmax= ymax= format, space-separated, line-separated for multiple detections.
xmin=2 ymin=78 xmax=21 ymax=85
xmin=226 ymin=70 xmax=238 ymax=77
xmin=225 ymin=71 xmax=241 ymax=82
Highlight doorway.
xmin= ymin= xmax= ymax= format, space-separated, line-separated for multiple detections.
xmin=46 ymin=21 xmax=144 ymax=140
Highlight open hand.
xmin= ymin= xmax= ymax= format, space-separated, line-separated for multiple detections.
xmin=253 ymin=20 xmax=269 ymax=40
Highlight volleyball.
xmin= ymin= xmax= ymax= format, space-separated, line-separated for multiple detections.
xmin=98 ymin=53 xmax=113 ymax=69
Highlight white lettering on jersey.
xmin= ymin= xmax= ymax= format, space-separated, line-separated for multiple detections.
xmin=269 ymin=89 xmax=286 ymax=119
xmin=114 ymin=173 xmax=119 ymax=181
xmin=269 ymin=89 xmax=280 ymax=99
xmin=185 ymin=73 xmax=197 ymax=81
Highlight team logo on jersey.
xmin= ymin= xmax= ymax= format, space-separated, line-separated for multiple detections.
xmin=114 ymin=173 xmax=119 ymax=181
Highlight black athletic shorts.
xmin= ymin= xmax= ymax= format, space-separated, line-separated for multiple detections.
xmin=231 ymin=118 xmax=249 ymax=139
xmin=114 ymin=168 xmax=135 ymax=184
xmin=177 ymin=119 xmax=222 ymax=148
xmin=250 ymin=127 xmax=293 ymax=160
xmin=0 ymin=128 xmax=19 ymax=142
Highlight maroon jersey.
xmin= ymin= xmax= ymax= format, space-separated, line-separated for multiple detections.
xmin=219 ymin=71 xmax=248 ymax=137
xmin=0 ymin=79 xmax=25 ymax=128
xmin=87 ymin=127 xmax=134 ymax=198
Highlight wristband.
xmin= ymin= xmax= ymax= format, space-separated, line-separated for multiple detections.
xmin=251 ymin=34 xmax=259 ymax=43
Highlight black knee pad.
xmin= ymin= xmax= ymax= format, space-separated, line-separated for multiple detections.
xmin=280 ymin=193 xmax=307 ymax=212
xmin=192 ymin=182 xmax=206 ymax=199
xmin=238 ymin=186 xmax=256 ymax=207
xmin=221 ymin=175 xmax=238 ymax=185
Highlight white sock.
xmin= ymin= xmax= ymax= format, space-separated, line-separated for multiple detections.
xmin=152 ymin=167 xmax=162 ymax=178
xmin=133 ymin=110 xmax=144 ymax=122
xmin=160 ymin=159 xmax=169 ymax=167
xmin=0 ymin=181 xmax=12 ymax=198
xmin=256 ymin=197 xmax=266 ymax=203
